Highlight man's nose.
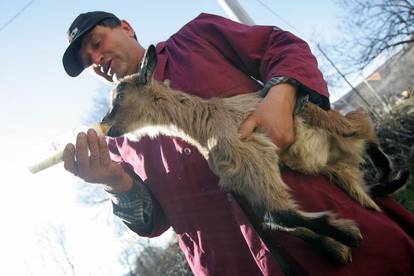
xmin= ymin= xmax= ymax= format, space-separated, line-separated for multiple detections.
xmin=90 ymin=51 xmax=103 ymax=66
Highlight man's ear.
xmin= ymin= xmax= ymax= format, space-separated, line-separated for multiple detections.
xmin=138 ymin=44 xmax=157 ymax=85
xmin=120 ymin=20 xmax=135 ymax=38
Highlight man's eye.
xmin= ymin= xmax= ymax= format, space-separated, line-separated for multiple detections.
xmin=92 ymin=40 xmax=100 ymax=49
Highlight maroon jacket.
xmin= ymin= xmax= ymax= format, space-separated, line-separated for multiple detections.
xmin=108 ymin=13 xmax=414 ymax=275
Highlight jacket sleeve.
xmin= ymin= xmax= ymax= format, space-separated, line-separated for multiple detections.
xmin=185 ymin=13 xmax=330 ymax=101
xmin=106 ymin=137 xmax=171 ymax=237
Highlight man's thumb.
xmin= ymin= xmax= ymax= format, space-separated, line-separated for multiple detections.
xmin=238 ymin=117 xmax=257 ymax=140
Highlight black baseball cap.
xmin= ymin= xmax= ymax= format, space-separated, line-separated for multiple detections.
xmin=62 ymin=11 xmax=119 ymax=77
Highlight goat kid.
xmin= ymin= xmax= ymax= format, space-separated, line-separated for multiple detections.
xmin=101 ymin=45 xmax=398 ymax=264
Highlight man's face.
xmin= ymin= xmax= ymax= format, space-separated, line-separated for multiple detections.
xmin=79 ymin=20 xmax=143 ymax=82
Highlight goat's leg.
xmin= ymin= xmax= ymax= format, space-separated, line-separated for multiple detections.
xmin=271 ymin=209 xmax=362 ymax=248
xmin=263 ymin=220 xmax=352 ymax=264
xmin=366 ymin=142 xmax=392 ymax=182
xmin=325 ymin=163 xmax=381 ymax=211
xmin=209 ymin=135 xmax=360 ymax=257
xmin=233 ymin=193 xmax=353 ymax=265
xmin=364 ymin=142 xmax=410 ymax=196
xmin=370 ymin=169 xmax=410 ymax=196
xmin=210 ymin=134 xmax=297 ymax=211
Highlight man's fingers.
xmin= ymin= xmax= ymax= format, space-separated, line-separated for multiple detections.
xmin=98 ymin=136 xmax=111 ymax=167
xmin=63 ymin=144 xmax=77 ymax=175
xmin=267 ymin=125 xmax=295 ymax=150
xmin=239 ymin=116 xmax=257 ymax=140
xmin=75 ymin=132 xmax=90 ymax=175
xmin=267 ymin=131 xmax=283 ymax=150
xmin=87 ymin=129 xmax=100 ymax=170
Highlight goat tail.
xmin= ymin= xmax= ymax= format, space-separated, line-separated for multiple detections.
xmin=300 ymin=102 xmax=377 ymax=141
xmin=343 ymin=109 xmax=378 ymax=142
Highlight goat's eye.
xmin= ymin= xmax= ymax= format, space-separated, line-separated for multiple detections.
xmin=105 ymin=103 xmax=120 ymax=122
xmin=115 ymin=92 xmax=124 ymax=103
xmin=117 ymin=82 xmax=127 ymax=92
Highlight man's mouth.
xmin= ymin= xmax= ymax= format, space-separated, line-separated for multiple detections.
xmin=101 ymin=60 xmax=113 ymax=77
xmin=98 ymin=59 xmax=119 ymax=82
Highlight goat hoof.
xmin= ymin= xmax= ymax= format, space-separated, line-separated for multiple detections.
xmin=261 ymin=220 xmax=355 ymax=264
xmin=317 ymin=212 xmax=363 ymax=247
xmin=371 ymin=169 xmax=410 ymax=197
xmin=333 ymin=218 xmax=363 ymax=247
xmin=320 ymin=237 xmax=353 ymax=265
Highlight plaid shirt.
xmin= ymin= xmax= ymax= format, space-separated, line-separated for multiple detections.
xmin=108 ymin=177 xmax=153 ymax=232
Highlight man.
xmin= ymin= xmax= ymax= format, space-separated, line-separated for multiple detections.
xmin=62 ymin=11 xmax=414 ymax=275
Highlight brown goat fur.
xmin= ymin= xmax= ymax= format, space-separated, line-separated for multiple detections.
xmin=100 ymin=46 xmax=390 ymax=264
xmin=106 ymin=75 xmax=380 ymax=210
xmin=282 ymin=104 xmax=381 ymax=211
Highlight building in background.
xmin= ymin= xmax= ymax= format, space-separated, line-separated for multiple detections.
xmin=333 ymin=44 xmax=414 ymax=114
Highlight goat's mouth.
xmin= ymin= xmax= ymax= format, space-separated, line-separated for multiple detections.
xmin=99 ymin=121 xmax=122 ymax=137
xmin=106 ymin=126 xmax=123 ymax=137
xmin=99 ymin=123 xmax=111 ymax=135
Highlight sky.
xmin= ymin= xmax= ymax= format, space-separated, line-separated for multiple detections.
xmin=0 ymin=1 xmax=345 ymax=275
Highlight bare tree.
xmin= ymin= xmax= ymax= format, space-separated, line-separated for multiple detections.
xmin=133 ymin=237 xmax=193 ymax=276
xmin=334 ymin=0 xmax=414 ymax=70
xmin=82 ymin=85 xmax=112 ymax=126
xmin=37 ymin=224 xmax=76 ymax=275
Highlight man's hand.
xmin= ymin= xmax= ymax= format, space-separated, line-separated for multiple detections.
xmin=239 ymin=83 xmax=297 ymax=150
xmin=63 ymin=128 xmax=133 ymax=193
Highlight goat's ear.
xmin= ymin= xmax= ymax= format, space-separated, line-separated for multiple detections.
xmin=138 ymin=44 xmax=157 ymax=85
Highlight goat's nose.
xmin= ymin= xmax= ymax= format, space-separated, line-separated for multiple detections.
xmin=99 ymin=123 xmax=111 ymax=135
xmin=107 ymin=127 xmax=121 ymax=137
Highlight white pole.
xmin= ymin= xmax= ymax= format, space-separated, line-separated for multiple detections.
xmin=360 ymin=74 xmax=391 ymax=113
xmin=217 ymin=0 xmax=255 ymax=25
